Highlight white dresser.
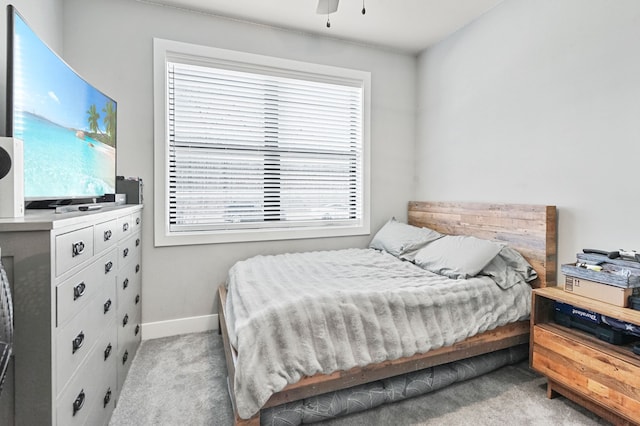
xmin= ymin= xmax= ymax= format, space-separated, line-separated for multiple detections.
xmin=0 ymin=204 xmax=142 ymax=426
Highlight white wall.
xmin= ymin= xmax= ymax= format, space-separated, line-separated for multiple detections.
xmin=62 ymin=0 xmax=417 ymax=334
xmin=0 ymin=0 xmax=64 ymax=134
xmin=416 ymin=0 xmax=640 ymax=281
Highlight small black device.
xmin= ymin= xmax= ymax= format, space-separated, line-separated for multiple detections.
xmin=98 ymin=193 xmax=126 ymax=205
xmin=79 ymin=205 xmax=102 ymax=212
xmin=582 ymin=249 xmax=620 ymax=259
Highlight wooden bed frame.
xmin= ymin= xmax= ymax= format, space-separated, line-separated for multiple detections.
xmin=218 ymin=201 xmax=557 ymax=425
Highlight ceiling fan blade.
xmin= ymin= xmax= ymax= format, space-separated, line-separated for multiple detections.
xmin=316 ymin=0 xmax=339 ymax=14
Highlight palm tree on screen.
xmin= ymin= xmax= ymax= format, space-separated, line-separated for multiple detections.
xmin=86 ymin=104 xmax=100 ymax=133
xmin=103 ymin=101 xmax=116 ymax=144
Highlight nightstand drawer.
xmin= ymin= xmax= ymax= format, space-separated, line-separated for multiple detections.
xmin=94 ymin=219 xmax=117 ymax=255
xmin=57 ymin=249 xmax=117 ymax=327
xmin=532 ymin=324 xmax=640 ymax=421
xmin=56 ymin=226 xmax=94 ymax=276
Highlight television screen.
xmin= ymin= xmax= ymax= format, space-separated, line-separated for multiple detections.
xmin=6 ymin=6 xmax=116 ymax=202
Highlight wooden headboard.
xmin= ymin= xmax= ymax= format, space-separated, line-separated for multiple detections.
xmin=408 ymin=201 xmax=557 ymax=288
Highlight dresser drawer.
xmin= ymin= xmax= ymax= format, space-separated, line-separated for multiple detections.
xmin=117 ymin=334 xmax=140 ymax=392
xmin=56 ymin=328 xmax=116 ymax=426
xmin=117 ymin=260 xmax=142 ymax=319
xmin=83 ymin=360 xmax=117 ymax=426
xmin=116 ymin=214 xmax=133 ymax=241
xmin=56 ymin=283 xmax=116 ymax=395
xmin=56 ymin=226 xmax=94 ymax=276
xmin=94 ymin=219 xmax=117 ymax=255
xmin=118 ymin=305 xmax=141 ymax=348
xmin=84 ymin=326 xmax=118 ymax=426
xmin=57 ymin=249 xmax=117 ymax=327
xmin=132 ymin=210 xmax=142 ymax=232
xmin=131 ymin=275 xmax=142 ymax=316
xmin=118 ymin=232 xmax=140 ymax=269
xmin=102 ymin=275 xmax=117 ymax=326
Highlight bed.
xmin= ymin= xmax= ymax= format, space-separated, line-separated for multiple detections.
xmin=218 ymin=201 xmax=557 ymax=425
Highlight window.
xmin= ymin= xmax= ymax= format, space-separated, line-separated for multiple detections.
xmin=153 ymin=39 xmax=370 ymax=246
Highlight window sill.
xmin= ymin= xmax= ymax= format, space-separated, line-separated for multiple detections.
xmin=153 ymin=223 xmax=370 ymax=247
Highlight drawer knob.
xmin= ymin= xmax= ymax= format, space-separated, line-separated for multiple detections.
xmin=123 ymin=223 xmax=129 ymax=232
xmin=135 ymin=324 xmax=140 ymax=336
xmin=123 ymin=278 xmax=129 ymax=290
xmin=136 ymin=217 xmax=140 ymax=225
xmin=73 ymin=282 xmax=86 ymax=301
xmin=135 ymin=264 xmax=140 ymax=273
xmin=122 ymin=314 xmax=129 ymax=327
xmin=123 ymin=248 xmax=129 ymax=258
xmin=104 ymin=343 xmax=112 ymax=360
xmin=72 ymin=331 xmax=85 ymax=354
xmin=103 ymin=387 xmax=112 ymax=408
xmin=105 ymin=261 xmax=113 ymax=274
xmin=104 ymin=229 xmax=112 ymax=241
xmin=135 ymin=294 xmax=140 ymax=305
xmin=122 ymin=350 xmax=129 ymax=365
xmin=104 ymin=298 xmax=112 ymax=314
xmin=135 ymin=238 xmax=140 ymax=247
xmin=72 ymin=390 xmax=86 ymax=416
xmin=71 ymin=241 xmax=85 ymax=257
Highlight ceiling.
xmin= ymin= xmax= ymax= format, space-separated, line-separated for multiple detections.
xmin=138 ymin=0 xmax=505 ymax=53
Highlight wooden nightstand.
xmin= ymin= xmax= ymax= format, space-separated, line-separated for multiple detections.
xmin=531 ymin=286 xmax=640 ymax=425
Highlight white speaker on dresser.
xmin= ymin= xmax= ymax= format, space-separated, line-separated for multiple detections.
xmin=0 ymin=137 xmax=24 ymax=218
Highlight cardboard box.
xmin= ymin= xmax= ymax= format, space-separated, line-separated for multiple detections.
xmin=564 ymin=275 xmax=639 ymax=307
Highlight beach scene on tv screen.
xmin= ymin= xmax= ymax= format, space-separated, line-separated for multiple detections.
xmin=12 ymin=13 xmax=116 ymax=199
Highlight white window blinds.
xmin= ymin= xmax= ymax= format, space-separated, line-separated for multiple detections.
xmin=167 ymin=61 xmax=364 ymax=233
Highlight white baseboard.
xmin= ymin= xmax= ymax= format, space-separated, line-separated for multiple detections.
xmin=141 ymin=313 xmax=219 ymax=340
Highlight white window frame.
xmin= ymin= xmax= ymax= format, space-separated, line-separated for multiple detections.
xmin=153 ymin=38 xmax=371 ymax=247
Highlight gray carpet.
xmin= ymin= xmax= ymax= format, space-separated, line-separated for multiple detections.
xmin=109 ymin=331 xmax=610 ymax=426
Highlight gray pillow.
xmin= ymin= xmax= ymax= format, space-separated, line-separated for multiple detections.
xmin=369 ymin=218 xmax=443 ymax=259
xmin=413 ymin=235 xmax=504 ymax=279
xmin=481 ymin=246 xmax=538 ymax=289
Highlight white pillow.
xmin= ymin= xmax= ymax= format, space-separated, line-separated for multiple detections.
xmin=481 ymin=246 xmax=538 ymax=289
xmin=369 ymin=218 xmax=443 ymax=259
xmin=414 ymin=235 xmax=504 ymax=279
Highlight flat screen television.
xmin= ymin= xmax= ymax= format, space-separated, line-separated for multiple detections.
xmin=6 ymin=5 xmax=116 ymax=207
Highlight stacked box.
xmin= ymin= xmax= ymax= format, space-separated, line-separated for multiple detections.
xmin=561 ymin=253 xmax=640 ymax=307
xmin=563 ymin=275 xmax=640 ymax=307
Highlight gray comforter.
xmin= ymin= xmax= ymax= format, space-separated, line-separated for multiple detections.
xmin=224 ymin=248 xmax=531 ymax=419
